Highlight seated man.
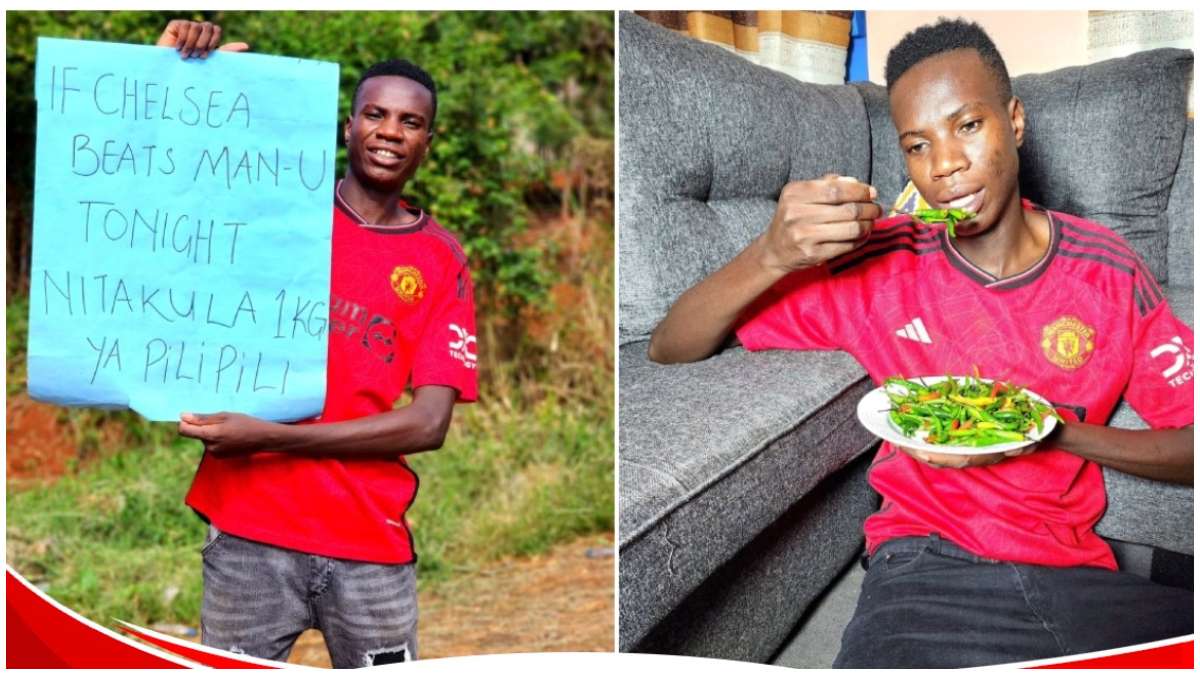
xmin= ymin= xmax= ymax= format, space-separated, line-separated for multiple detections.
xmin=649 ymin=18 xmax=1193 ymax=668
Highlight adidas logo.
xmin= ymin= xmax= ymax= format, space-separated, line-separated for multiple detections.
xmin=895 ymin=317 xmax=932 ymax=344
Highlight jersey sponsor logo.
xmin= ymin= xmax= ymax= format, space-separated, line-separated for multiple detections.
xmin=894 ymin=317 xmax=932 ymax=344
xmin=1150 ymin=336 xmax=1193 ymax=388
xmin=1040 ymin=316 xmax=1095 ymax=371
xmin=390 ymin=266 xmax=427 ymax=304
xmin=330 ymin=294 xmax=397 ymax=364
xmin=448 ymin=323 xmax=477 ymax=369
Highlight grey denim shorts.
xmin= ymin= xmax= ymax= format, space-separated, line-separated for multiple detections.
xmin=200 ymin=524 xmax=418 ymax=668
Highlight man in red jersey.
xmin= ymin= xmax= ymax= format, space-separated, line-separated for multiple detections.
xmin=649 ymin=18 xmax=1192 ymax=668
xmin=158 ymin=20 xmax=476 ymax=666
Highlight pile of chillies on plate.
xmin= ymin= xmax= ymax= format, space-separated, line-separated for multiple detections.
xmin=884 ymin=374 xmax=1063 ymax=447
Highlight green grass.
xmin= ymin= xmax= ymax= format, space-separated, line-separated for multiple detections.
xmin=6 ymin=432 xmax=209 ymax=625
xmin=408 ymin=392 xmax=614 ymax=579
xmin=7 ymin=294 xmax=29 ymax=396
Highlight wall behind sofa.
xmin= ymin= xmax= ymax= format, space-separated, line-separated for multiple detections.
xmin=865 ymin=11 xmax=1088 ymax=83
xmin=866 ymin=10 xmax=1193 ymax=114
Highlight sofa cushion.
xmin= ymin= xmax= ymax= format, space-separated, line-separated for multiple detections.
xmin=851 ymin=81 xmax=908 ymax=211
xmin=1097 ymin=471 xmax=1193 ymax=556
xmin=618 ymin=12 xmax=873 ymax=344
xmin=618 ymin=341 xmax=876 ymax=646
xmin=1013 ymin=48 xmax=1193 ymax=284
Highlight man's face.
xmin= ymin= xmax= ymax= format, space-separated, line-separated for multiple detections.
xmin=889 ymin=49 xmax=1024 ymax=237
xmin=344 ymin=75 xmax=434 ymax=192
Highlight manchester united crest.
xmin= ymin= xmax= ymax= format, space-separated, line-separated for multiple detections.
xmin=1041 ymin=316 xmax=1095 ymax=370
xmin=390 ymin=266 xmax=427 ymax=304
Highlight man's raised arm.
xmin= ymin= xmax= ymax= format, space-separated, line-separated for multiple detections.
xmin=648 ymin=175 xmax=880 ymax=364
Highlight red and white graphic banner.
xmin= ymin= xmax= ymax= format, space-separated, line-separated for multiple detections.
xmin=5 ymin=566 xmax=1194 ymax=670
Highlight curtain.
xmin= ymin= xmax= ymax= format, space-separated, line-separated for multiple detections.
xmin=635 ymin=11 xmax=854 ymax=85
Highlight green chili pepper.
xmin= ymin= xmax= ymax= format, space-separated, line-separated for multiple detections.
xmin=986 ymin=430 xmax=1027 ymax=442
xmin=912 ymin=208 xmax=975 ymax=239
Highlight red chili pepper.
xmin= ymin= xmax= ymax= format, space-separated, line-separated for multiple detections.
xmin=990 ymin=381 xmax=1002 ymax=397
xmin=950 ymin=419 xmax=960 ymax=430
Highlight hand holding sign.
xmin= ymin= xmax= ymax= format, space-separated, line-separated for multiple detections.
xmin=157 ymin=20 xmax=250 ymax=59
xmin=28 ymin=37 xmax=339 ymax=422
xmin=178 ymin=411 xmax=279 ymax=455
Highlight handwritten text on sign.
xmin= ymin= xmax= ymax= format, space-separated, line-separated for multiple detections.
xmin=28 ymin=38 xmax=339 ymax=422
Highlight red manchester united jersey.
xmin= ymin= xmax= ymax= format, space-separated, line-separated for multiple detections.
xmin=186 ymin=186 xmax=477 ymax=563
xmin=737 ymin=200 xmax=1193 ymax=570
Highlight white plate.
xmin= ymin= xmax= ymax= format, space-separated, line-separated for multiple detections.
xmin=855 ymin=376 xmax=1058 ymax=456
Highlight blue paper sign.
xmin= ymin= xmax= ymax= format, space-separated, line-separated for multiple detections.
xmin=28 ymin=38 xmax=339 ymax=422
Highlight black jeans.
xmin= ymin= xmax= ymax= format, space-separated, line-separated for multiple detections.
xmin=834 ymin=534 xmax=1193 ymax=668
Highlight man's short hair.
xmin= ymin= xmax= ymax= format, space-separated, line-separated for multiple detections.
xmin=352 ymin=59 xmax=438 ymax=129
xmin=885 ymin=18 xmax=1013 ymax=102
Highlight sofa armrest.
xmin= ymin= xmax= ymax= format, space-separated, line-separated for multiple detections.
xmin=620 ymin=342 xmax=872 ymax=544
xmin=619 ymin=341 xmax=878 ymax=648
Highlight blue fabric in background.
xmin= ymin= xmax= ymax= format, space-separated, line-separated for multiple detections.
xmin=846 ymin=10 xmax=868 ymax=83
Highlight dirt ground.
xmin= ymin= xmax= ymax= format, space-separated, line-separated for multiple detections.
xmin=5 ymin=394 xmax=77 ymax=484
xmin=287 ymin=534 xmax=615 ymax=667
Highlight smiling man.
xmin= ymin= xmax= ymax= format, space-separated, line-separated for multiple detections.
xmin=157 ymin=20 xmax=477 ymax=667
xmin=648 ymin=18 xmax=1192 ymax=668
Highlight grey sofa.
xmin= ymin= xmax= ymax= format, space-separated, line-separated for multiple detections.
xmin=618 ymin=12 xmax=1194 ymax=664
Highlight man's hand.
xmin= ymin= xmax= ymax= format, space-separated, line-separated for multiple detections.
xmin=157 ymin=20 xmax=249 ymax=59
xmin=648 ymin=174 xmax=883 ymax=364
xmin=757 ymin=175 xmax=881 ymax=275
xmin=898 ymin=444 xmax=1034 ymax=469
xmin=179 ymin=411 xmax=279 ymax=456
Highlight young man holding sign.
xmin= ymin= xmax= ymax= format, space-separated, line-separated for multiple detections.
xmin=160 ymin=20 xmax=476 ymax=667
xmin=649 ymin=19 xmax=1191 ymax=668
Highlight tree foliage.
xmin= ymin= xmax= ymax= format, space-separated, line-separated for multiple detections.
xmin=5 ymin=10 xmax=614 ymax=321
